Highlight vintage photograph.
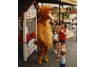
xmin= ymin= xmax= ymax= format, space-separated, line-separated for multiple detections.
xmin=18 ymin=0 xmax=77 ymax=67
xmin=1 ymin=0 xmax=96 ymax=67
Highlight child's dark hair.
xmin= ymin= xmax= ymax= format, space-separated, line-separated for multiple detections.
xmin=61 ymin=50 xmax=66 ymax=55
xmin=61 ymin=22 xmax=67 ymax=29
xmin=53 ymin=30 xmax=56 ymax=34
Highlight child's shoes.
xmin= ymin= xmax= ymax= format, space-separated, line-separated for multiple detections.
xmin=54 ymin=50 xmax=55 ymax=52
xmin=55 ymin=51 xmax=57 ymax=54
xmin=54 ymin=50 xmax=57 ymax=54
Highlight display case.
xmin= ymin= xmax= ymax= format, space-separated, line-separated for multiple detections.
xmin=18 ymin=1 xmax=39 ymax=61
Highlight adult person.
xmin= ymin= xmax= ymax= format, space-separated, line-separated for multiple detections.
xmin=56 ymin=22 xmax=68 ymax=58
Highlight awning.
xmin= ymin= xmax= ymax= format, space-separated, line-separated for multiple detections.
xmin=61 ymin=0 xmax=77 ymax=6
xmin=18 ymin=0 xmax=77 ymax=11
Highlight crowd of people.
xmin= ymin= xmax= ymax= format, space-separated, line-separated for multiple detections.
xmin=49 ymin=20 xmax=69 ymax=67
xmin=36 ymin=13 xmax=76 ymax=66
xmin=50 ymin=17 xmax=77 ymax=67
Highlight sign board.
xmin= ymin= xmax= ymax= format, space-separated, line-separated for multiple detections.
xmin=26 ymin=18 xmax=35 ymax=34
xmin=27 ymin=5 xmax=36 ymax=19
xmin=57 ymin=8 xmax=67 ymax=13
xmin=27 ymin=39 xmax=36 ymax=57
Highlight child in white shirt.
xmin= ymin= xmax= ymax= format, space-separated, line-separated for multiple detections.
xmin=53 ymin=31 xmax=58 ymax=54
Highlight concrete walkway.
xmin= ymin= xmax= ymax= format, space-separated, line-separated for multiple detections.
xmin=66 ymin=28 xmax=77 ymax=67
xmin=18 ymin=27 xmax=77 ymax=67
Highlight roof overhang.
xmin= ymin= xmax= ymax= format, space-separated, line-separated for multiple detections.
xmin=18 ymin=0 xmax=77 ymax=11
xmin=61 ymin=0 xmax=77 ymax=6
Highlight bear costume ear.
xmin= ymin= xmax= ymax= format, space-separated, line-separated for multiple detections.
xmin=38 ymin=6 xmax=54 ymax=19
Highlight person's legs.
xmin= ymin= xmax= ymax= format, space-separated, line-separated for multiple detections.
xmin=55 ymin=43 xmax=57 ymax=52
xmin=53 ymin=43 xmax=55 ymax=52
xmin=54 ymin=43 xmax=57 ymax=54
xmin=61 ymin=40 xmax=66 ymax=51
xmin=37 ymin=48 xmax=44 ymax=64
xmin=61 ymin=43 xmax=66 ymax=50
xmin=57 ymin=42 xmax=61 ymax=58
xmin=44 ymin=47 xmax=49 ymax=62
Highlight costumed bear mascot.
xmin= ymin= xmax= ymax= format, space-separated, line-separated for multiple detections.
xmin=34 ymin=6 xmax=54 ymax=64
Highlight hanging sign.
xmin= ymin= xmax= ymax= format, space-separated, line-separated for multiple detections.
xmin=57 ymin=8 xmax=67 ymax=13
xmin=27 ymin=5 xmax=36 ymax=19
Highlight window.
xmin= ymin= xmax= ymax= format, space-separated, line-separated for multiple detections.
xmin=26 ymin=18 xmax=35 ymax=34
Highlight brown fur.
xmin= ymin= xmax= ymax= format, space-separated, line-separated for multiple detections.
xmin=38 ymin=6 xmax=54 ymax=20
xmin=34 ymin=6 xmax=54 ymax=64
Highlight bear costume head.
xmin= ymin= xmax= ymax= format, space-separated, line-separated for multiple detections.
xmin=38 ymin=6 xmax=54 ymax=23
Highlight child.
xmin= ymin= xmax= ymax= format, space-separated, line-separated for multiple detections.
xmin=56 ymin=49 xmax=66 ymax=67
xmin=53 ymin=31 xmax=58 ymax=54
xmin=56 ymin=22 xmax=68 ymax=58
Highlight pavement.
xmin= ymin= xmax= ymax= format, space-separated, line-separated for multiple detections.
xmin=18 ymin=26 xmax=77 ymax=67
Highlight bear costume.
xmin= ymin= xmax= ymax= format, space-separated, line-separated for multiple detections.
xmin=34 ymin=6 xmax=54 ymax=64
